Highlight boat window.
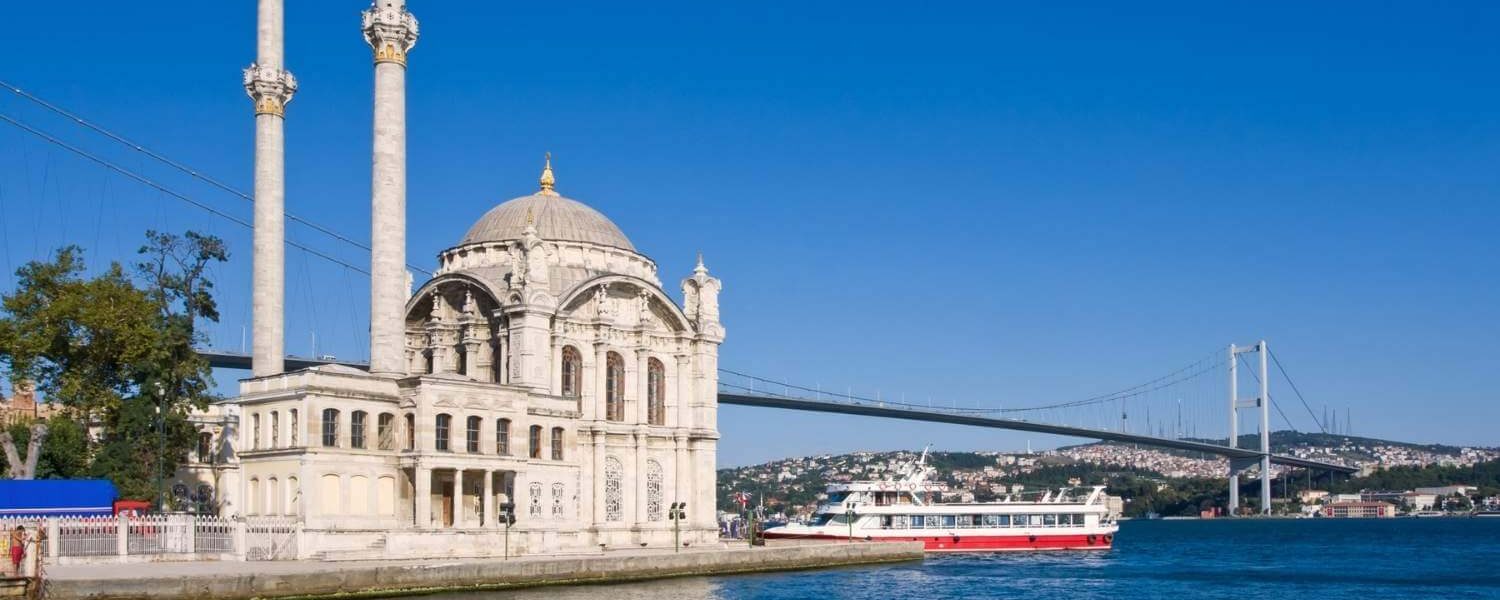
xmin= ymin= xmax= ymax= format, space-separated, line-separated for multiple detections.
xmin=910 ymin=515 xmax=925 ymax=528
xmin=827 ymin=492 xmax=848 ymax=504
xmin=1030 ymin=514 xmax=1044 ymax=527
xmin=996 ymin=514 xmax=1010 ymax=527
xmin=942 ymin=515 xmax=956 ymax=528
xmin=880 ymin=515 xmax=893 ymax=529
xmin=892 ymin=515 xmax=908 ymax=529
xmin=956 ymin=515 xmax=973 ymax=528
xmin=983 ymin=514 xmax=1000 ymax=527
xmin=812 ymin=514 xmax=835 ymax=526
xmin=1043 ymin=514 xmax=1057 ymax=527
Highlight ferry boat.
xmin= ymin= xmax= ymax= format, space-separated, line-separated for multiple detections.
xmin=762 ymin=450 xmax=1119 ymax=552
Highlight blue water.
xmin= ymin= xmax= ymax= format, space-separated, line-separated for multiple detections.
xmin=437 ymin=519 xmax=1500 ymax=599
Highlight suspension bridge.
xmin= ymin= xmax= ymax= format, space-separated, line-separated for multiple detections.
xmin=2 ymin=77 xmax=1357 ymax=518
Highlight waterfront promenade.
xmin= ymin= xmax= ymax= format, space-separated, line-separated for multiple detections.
xmin=42 ymin=541 xmax=922 ymax=600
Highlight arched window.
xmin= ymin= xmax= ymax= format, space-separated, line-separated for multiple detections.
xmin=252 ymin=413 xmax=261 ymax=450
xmin=647 ymin=460 xmax=664 ymax=521
xmin=321 ymin=409 xmax=339 ymax=447
xmin=377 ymin=413 xmax=395 ymax=450
xmin=605 ymin=352 xmax=625 ymax=421
xmin=456 ymin=342 xmax=468 ymax=376
xmin=435 ymin=414 xmax=452 ymax=452
xmin=248 ymin=478 xmax=260 ymax=515
xmin=271 ymin=411 xmax=280 ymax=448
xmin=550 ymin=427 xmax=564 ymax=460
xmin=197 ymin=432 xmax=214 ymax=463
xmin=560 ymin=346 xmax=581 ymax=397
xmin=351 ymin=411 xmax=367 ymax=449
xmin=404 ymin=413 xmax=415 ymax=451
xmin=496 ymin=418 xmax=511 ymax=455
xmin=528 ymin=425 xmax=543 ymax=459
xmin=604 ymin=456 xmax=623 ymax=522
xmin=647 ymin=358 xmax=666 ymax=426
xmin=466 ymin=416 xmax=482 ymax=453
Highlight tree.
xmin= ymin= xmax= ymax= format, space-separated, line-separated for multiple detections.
xmin=0 ymin=231 xmax=226 ymax=501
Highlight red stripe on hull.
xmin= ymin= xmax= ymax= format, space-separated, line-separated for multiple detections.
xmin=761 ymin=532 xmax=1114 ymax=552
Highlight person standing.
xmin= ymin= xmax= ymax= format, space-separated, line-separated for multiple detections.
xmin=8 ymin=526 xmax=23 ymax=577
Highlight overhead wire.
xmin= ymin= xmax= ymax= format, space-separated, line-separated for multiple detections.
xmin=1268 ymin=348 xmax=1327 ymax=434
xmin=0 ymin=79 xmax=432 ymax=277
xmin=0 ymin=111 xmax=372 ymax=276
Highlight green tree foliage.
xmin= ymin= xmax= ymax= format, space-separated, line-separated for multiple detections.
xmin=0 ymin=231 xmax=226 ymax=501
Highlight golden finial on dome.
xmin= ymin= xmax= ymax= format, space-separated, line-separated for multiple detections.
xmin=538 ymin=152 xmax=558 ymax=196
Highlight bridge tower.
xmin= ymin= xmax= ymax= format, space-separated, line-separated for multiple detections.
xmin=1227 ymin=340 xmax=1271 ymax=515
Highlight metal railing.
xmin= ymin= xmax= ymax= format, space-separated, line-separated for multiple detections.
xmin=0 ymin=514 xmax=300 ymax=562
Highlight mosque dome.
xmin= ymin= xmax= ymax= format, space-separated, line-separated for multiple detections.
xmin=458 ymin=156 xmax=636 ymax=252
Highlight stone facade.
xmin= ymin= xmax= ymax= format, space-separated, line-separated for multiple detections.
xmin=190 ymin=172 xmax=723 ymax=557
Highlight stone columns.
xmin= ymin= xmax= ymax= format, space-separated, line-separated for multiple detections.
xmin=244 ymin=0 xmax=296 ymax=378
xmin=451 ymin=468 xmax=465 ymax=528
xmin=363 ymin=1 xmax=419 ymax=377
xmin=414 ymin=466 xmax=431 ymax=528
xmin=594 ymin=343 xmax=609 ymax=420
xmin=673 ymin=434 xmax=688 ymax=521
xmin=633 ymin=431 xmax=647 ymax=525
xmin=482 ymin=470 xmax=494 ymax=527
xmin=591 ymin=431 xmax=606 ymax=524
xmin=674 ymin=354 xmax=692 ymax=429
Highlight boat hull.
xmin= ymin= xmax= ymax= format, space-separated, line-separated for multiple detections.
xmin=761 ymin=530 xmax=1115 ymax=552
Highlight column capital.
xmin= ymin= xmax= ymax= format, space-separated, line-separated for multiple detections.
xmin=362 ymin=4 xmax=420 ymax=66
xmin=243 ymin=64 xmax=297 ymax=117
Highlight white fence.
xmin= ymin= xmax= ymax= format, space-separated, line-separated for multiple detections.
xmin=0 ymin=515 xmax=301 ymax=562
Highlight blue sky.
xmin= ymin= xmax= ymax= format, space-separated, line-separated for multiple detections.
xmin=1 ymin=2 xmax=1496 ymax=465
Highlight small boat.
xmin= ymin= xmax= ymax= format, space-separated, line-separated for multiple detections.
xmin=762 ymin=449 xmax=1119 ymax=552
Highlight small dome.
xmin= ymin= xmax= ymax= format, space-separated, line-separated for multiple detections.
xmin=460 ymin=193 xmax=636 ymax=251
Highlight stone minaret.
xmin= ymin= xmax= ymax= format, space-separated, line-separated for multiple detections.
xmin=363 ymin=1 xmax=419 ymax=376
xmin=243 ymin=0 xmax=297 ymax=377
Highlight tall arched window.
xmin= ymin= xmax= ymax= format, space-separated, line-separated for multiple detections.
xmin=271 ymin=411 xmax=280 ymax=448
xmin=646 ymin=460 xmax=664 ymax=521
xmin=321 ymin=409 xmax=339 ymax=447
xmin=496 ymin=418 xmax=511 ymax=455
xmin=560 ymin=346 xmax=581 ymax=397
xmin=604 ymin=456 xmax=623 ymax=522
xmin=466 ymin=416 xmax=482 ymax=453
xmin=351 ymin=411 xmax=367 ymax=449
xmin=528 ymin=425 xmax=543 ymax=459
xmin=377 ymin=413 xmax=395 ymax=450
xmin=289 ymin=409 xmax=299 ymax=446
xmin=435 ymin=414 xmax=452 ymax=452
xmin=404 ymin=413 xmax=415 ymax=451
xmin=252 ymin=413 xmax=261 ymax=450
xmin=550 ymin=427 xmax=564 ymax=460
xmin=605 ymin=352 xmax=625 ymax=421
xmin=647 ymin=358 xmax=666 ymax=426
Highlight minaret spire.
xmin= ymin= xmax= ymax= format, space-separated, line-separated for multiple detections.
xmin=244 ymin=0 xmax=297 ymax=377
xmin=364 ymin=0 xmax=420 ymax=377
xmin=538 ymin=152 xmax=558 ymax=196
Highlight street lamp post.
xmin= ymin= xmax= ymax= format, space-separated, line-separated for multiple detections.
xmin=499 ymin=501 xmax=515 ymax=560
xmin=668 ymin=502 xmax=687 ymax=553
xmin=155 ymin=382 xmax=166 ymax=513
xmin=845 ymin=507 xmax=856 ymax=543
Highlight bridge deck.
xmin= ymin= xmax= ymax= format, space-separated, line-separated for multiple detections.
xmin=200 ymin=350 xmax=1354 ymax=474
xmin=717 ymin=392 xmax=1354 ymax=473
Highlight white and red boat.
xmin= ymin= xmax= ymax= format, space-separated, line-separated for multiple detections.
xmin=761 ymin=450 xmax=1118 ymax=552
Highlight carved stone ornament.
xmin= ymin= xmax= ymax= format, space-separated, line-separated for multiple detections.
xmin=362 ymin=4 xmax=420 ymax=66
xmin=242 ymin=64 xmax=297 ymax=117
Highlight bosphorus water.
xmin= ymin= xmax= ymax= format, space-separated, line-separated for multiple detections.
xmin=429 ymin=518 xmax=1500 ymax=599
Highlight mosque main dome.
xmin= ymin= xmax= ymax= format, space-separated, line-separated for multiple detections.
xmin=460 ymin=193 xmax=635 ymax=252
xmin=458 ymin=156 xmax=635 ymax=252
